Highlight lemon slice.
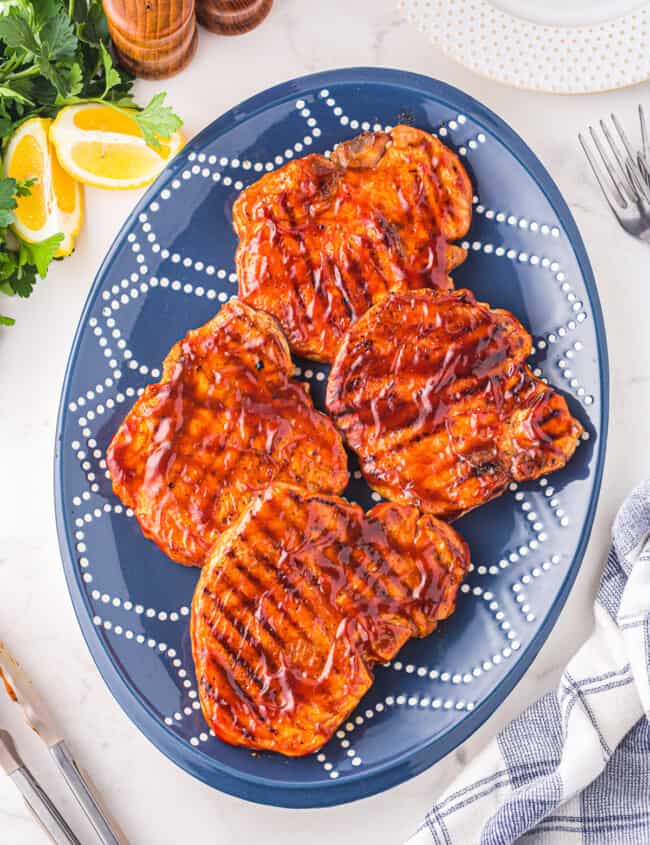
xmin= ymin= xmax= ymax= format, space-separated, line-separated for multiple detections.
xmin=5 ymin=117 xmax=83 ymax=257
xmin=50 ymin=104 xmax=184 ymax=190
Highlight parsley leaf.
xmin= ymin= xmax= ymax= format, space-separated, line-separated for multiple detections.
xmin=0 ymin=252 xmax=19 ymax=282
xmin=134 ymin=92 xmax=183 ymax=150
xmin=12 ymin=76 xmax=57 ymax=110
xmin=11 ymin=252 xmax=38 ymax=297
xmin=98 ymin=41 xmax=120 ymax=97
xmin=0 ymin=85 xmax=33 ymax=106
xmin=39 ymin=12 xmax=77 ymax=61
xmin=15 ymin=179 xmax=36 ymax=198
xmin=76 ymin=0 xmax=108 ymax=45
xmin=0 ymin=7 xmax=40 ymax=54
xmin=21 ymin=232 xmax=64 ymax=277
xmin=38 ymin=54 xmax=67 ymax=97
xmin=0 ymin=314 xmax=16 ymax=326
xmin=0 ymin=177 xmax=19 ymax=228
xmin=66 ymin=61 xmax=84 ymax=97
xmin=32 ymin=0 xmax=59 ymax=27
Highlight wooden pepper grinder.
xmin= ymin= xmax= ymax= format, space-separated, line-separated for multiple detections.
xmin=196 ymin=0 xmax=273 ymax=35
xmin=102 ymin=0 xmax=198 ymax=79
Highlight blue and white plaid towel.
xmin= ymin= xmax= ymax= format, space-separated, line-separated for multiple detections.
xmin=408 ymin=480 xmax=650 ymax=845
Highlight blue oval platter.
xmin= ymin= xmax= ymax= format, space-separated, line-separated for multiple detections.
xmin=54 ymin=68 xmax=608 ymax=807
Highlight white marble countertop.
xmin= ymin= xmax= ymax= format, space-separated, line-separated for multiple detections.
xmin=1 ymin=1 xmax=650 ymax=843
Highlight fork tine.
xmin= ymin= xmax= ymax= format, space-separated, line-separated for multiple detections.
xmin=611 ymin=113 xmax=650 ymax=202
xmin=597 ymin=119 xmax=638 ymax=203
xmin=626 ymin=159 xmax=650 ymax=203
xmin=637 ymin=105 xmax=650 ymax=188
xmin=579 ymin=132 xmax=626 ymax=216
xmin=640 ymin=105 xmax=649 ymax=160
xmin=638 ymin=150 xmax=650 ymax=187
xmin=585 ymin=127 xmax=628 ymax=207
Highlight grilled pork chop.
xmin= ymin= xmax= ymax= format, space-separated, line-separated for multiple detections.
xmin=106 ymin=300 xmax=349 ymax=567
xmin=233 ymin=125 xmax=473 ymax=362
xmin=191 ymin=483 xmax=470 ymax=755
xmin=326 ymin=289 xmax=583 ymax=520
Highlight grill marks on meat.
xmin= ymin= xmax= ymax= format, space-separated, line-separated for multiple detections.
xmin=326 ymin=289 xmax=583 ymax=520
xmin=191 ymin=483 xmax=470 ymax=755
xmin=233 ymin=125 xmax=473 ymax=362
xmin=106 ymin=300 xmax=349 ymax=567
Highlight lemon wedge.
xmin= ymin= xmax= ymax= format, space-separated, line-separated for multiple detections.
xmin=50 ymin=104 xmax=184 ymax=190
xmin=5 ymin=117 xmax=83 ymax=257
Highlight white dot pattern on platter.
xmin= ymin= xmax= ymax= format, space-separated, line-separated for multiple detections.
xmin=68 ymin=374 xmax=117 ymax=414
xmin=184 ymin=149 xmax=261 ymax=178
xmin=176 ymin=102 xmax=323 ymax=204
xmin=389 ymin=584 xmax=520 ymax=682
xmin=512 ymin=555 xmax=563 ymax=623
xmin=73 ymin=508 xmax=193 ymax=623
xmin=462 ymin=236 xmax=584 ymax=351
xmin=320 ymin=91 xmax=391 ymax=135
xmin=294 ymin=97 xmax=323 ymax=141
xmin=513 ymin=489 xmax=547 ymax=544
xmin=379 ymin=692 xmax=474 ymax=712
xmin=542 ymin=316 xmax=585 ymax=345
xmin=127 ymin=202 xmax=236 ymax=280
xmin=142 ymin=210 xmax=235 ymax=277
xmin=73 ymin=378 xmax=148 ymax=486
xmin=461 ymin=238 xmax=569 ymax=285
xmin=87 ymin=576 xmax=190 ymax=623
xmin=473 ymin=486 xmax=547 ymax=577
xmin=73 ymin=433 xmax=103 ymax=488
xmin=313 ymin=747 xmax=339 ymax=779
xmin=73 ymin=504 xmax=133 ymax=534
xmin=319 ymin=89 xmax=471 ymax=152
xmin=539 ymin=481 xmax=571 ymax=528
xmin=555 ymin=343 xmax=594 ymax=405
xmin=473 ymin=199 xmax=560 ymax=240
xmin=79 ymin=374 xmax=151 ymax=425
xmin=99 ymin=309 xmax=145 ymax=373
xmin=97 ymin=275 xmax=236 ymax=376
xmin=92 ymin=614 xmax=197 ymax=715
xmin=456 ymin=131 xmax=487 ymax=156
xmin=531 ymin=350 xmax=591 ymax=408
xmin=327 ymin=692 xmax=475 ymax=767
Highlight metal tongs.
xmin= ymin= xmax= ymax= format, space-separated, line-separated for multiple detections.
xmin=0 ymin=727 xmax=81 ymax=844
xmin=0 ymin=641 xmax=128 ymax=845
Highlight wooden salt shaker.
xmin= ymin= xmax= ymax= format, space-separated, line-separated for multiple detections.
xmin=102 ymin=0 xmax=198 ymax=79
xmin=196 ymin=0 xmax=273 ymax=35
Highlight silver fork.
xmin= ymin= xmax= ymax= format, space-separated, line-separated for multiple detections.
xmin=579 ymin=106 xmax=650 ymax=243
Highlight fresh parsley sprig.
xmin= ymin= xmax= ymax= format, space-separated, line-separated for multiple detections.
xmin=0 ymin=175 xmax=63 ymax=324
xmin=0 ymin=0 xmax=183 ymax=325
